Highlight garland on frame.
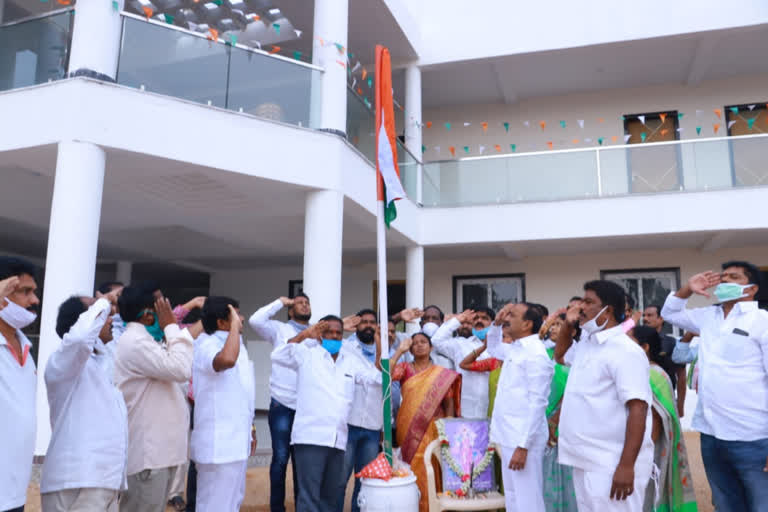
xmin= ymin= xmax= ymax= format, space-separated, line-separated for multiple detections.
xmin=436 ymin=420 xmax=495 ymax=498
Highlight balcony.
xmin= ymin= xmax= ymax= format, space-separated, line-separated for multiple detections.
xmin=421 ymin=133 xmax=768 ymax=207
xmin=0 ymin=9 xmax=73 ymax=92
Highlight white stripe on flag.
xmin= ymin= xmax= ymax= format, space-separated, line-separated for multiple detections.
xmin=377 ymin=110 xmax=406 ymax=206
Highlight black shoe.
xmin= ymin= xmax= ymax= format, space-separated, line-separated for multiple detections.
xmin=168 ymin=496 xmax=186 ymax=511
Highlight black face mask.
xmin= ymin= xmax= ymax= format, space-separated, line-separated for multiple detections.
xmin=357 ymin=328 xmax=375 ymax=344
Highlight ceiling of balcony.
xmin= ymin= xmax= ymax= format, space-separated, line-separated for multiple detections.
xmin=421 ymin=23 xmax=768 ymax=108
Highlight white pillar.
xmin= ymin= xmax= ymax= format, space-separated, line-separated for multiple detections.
xmin=36 ymin=141 xmax=105 ymax=454
xmin=67 ymin=0 xmax=124 ymax=80
xmin=116 ymin=260 xmax=132 ymax=284
xmin=311 ymin=0 xmax=348 ymax=135
xmin=302 ymin=190 xmax=344 ymax=320
xmin=405 ymin=246 xmax=424 ymax=334
xmin=405 ymin=64 xmax=423 ymax=204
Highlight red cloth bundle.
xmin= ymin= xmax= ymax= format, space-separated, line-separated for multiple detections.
xmin=355 ymin=452 xmax=392 ymax=481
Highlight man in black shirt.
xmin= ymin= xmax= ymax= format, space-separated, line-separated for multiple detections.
xmin=643 ymin=304 xmax=686 ymax=417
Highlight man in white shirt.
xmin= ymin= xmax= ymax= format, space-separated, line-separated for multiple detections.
xmin=41 ymin=290 xmax=126 ymax=511
xmin=271 ymin=315 xmax=381 ymax=512
xmin=191 ymin=297 xmax=256 ymax=512
xmin=487 ymin=302 xmax=553 ymax=512
xmin=249 ymin=293 xmax=311 ymax=512
xmin=0 ymin=257 xmax=40 ymax=512
xmin=431 ymin=307 xmax=495 ymax=419
xmin=661 ymin=261 xmax=768 ymax=512
xmin=555 ymin=280 xmax=653 ymax=512
xmin=114 ymin=286 xmax=196 ymax=512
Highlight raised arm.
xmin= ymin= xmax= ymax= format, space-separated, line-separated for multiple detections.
xmin=432 ymin=310 xmax=473 ymax=360
xmin=661 ymin=272 xmax=720 ymax=333
xmin=487 ymin=305 xmax=513 ymax=360
xmin=212 ymin=305 xmax=243 ymax=372
xmin=459 ymin=340 xmax=488 ymax=370
xmin=249 ymin=297 xmax=290 ymax=347
xmin=554 ymin=305 xmax=579 ymax=365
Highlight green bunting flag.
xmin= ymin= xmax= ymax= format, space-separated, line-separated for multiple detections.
xmin=273 ymin=23 xmax=281 ymax=34
xmin=463 ymin=146 xmax=470 ymax=154
xmin=620 ymin=115 xmax=626 ymax=121
xmin=678 ymin=112 xmax=684 ymax=120
xmin=503 ymin=122 xmax=510 ymax=132
xmin=510 ymin=144 xmax=516 ymax=152
xmin=559 ymin=120 xmax=566 ymax=128
xmin=112 ymin=0 xmax=119 ymax=11
xmin=163 ymin=14 xmax=174 ymax=24
xmin=730 ymin=107 xmax=739 ymax=115
xmin=228 ymin=34 xmax=237 ymax=45
xmin=641 ymin=132 xmax=647 ymax=142
xmin=421 ymin=144 xmax=426 ymax=153
xmin=367 ymin=78 xmax=373 ymax=88
xmin=335 ymin=43 xmax=344 ymax=53
xmin=747 ymin=118 xmax=756 ymax=130
xmin=293 ymin=51 xmax=302 ymax=60
xmin=696 ymin=126 xmax=702 ymax=135
xmin=445 ymin=122 xmax=451 ymax=131
xmin=598 ymin=137 xmax=604 ymax=145
xmin=212 ymin=0 xmax=223 ymax=4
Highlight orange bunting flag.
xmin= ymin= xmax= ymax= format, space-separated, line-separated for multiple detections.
xmin=57 ymin=0 xmax=72 ymax=5
xmin=449 ymin=146 xmax=456 ymax=157
xmin=572 ymin=139 xmax=579 ymax=144
xmin=713 ymin=123 xmax=720 ymax=134
xmin=481 ymin=122 xmax=488 ymax=133
xmin=547 ymin=141 xmax=553 ymax=149
xmin=270 ymin=45 xmax=281 ymax=54
xmin=426 ymin=121 xmax=433 ymax=129
xmin=142 ymin=5 xmax=153 ymax=18
xmin=494 ymin=144 xmax=502 ymax=152
xmin=357 ymin=87 xmax=363 ymax=95
xmin=611 ymin=135 xmax=618 ymax=143
xmin=362 ymin=68 xmax=368 ymax=80
xmin=207 ymin=28 xmax=219 ymax=41
xmin=539 ymin=121 xmax=547 ymax=131
xmin=598 ymin=117 xmax=605 ymax=123
xmin=336 ymin=60 xmax=346 ymax=68
xmin=659 ymin=113 xmax=667 ymax=123
xmin=661 ymin=128 xmax=669 ymax=136
xmin=714 ymin=109 xmax=722 ymax=119
xmin=251 ymin=14 xmax=261 ymax=21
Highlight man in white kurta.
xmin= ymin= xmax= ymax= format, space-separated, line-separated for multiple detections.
xmin=487 ymin=303 xmax=553 ymax=512
xmin=192 ymin=297 xmax=255 ymax=512
xmin=41 ymin=295 xmax=127 ymax=511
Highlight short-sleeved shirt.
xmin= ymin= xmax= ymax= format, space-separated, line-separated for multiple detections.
xmin=558 ymin=325 xmax=654 ymax=479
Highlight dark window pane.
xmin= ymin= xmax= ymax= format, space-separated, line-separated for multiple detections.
xmin=462 ymin=284 xmax=488 ymax=310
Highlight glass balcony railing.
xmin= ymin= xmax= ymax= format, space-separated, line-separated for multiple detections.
xmin=117 ymin=14 xmax=322 ymax=128
xmin=0 ymin=10 xmax=73 ymax=93
xmin=422 ymin=133 xmax=768 ymax=207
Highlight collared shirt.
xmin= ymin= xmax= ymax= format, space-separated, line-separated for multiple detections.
xmin=248 ymin=299 xmax=308 ymax=409
xmin=487 ymin=327 xmax=553 ymax=448
xmin=41 ymin=299 xmax=128 ymax=493
xmin=432 ymin=317 xmax=490 ymax=419
xmin=558 ymin=325 xmax=654 ymax=479
xmin=271 ymin=341 xmax=381 ymax=450
xmin=192 ymin=331 xmax=255 ymax=464
xmin=0 ymin=327 xmax=36 ymax=511
xmin=671 ymin=338 xmax=699 ymax=364
xmin=661 ymin=294 xmax=768 ymax=441
xmin=114 ymin=322 xmax=193 ymax=475
xmin=343 ymin=336 xmax=384 ymax=431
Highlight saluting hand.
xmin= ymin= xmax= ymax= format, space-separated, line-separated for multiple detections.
xmin=687 ymin=271 xmax=721 ymax=298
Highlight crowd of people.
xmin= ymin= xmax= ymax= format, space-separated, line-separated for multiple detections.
xmin=0 ymin=254 xmax=767 ymax=512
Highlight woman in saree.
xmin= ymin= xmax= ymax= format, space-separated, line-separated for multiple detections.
xmin=392 ymin=332 xmax=461 ymax=512
xmin=632 ymin=326 xmax=698 ymax=512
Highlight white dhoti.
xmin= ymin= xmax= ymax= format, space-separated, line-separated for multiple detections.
xmin=500 ymin=444 xmax=546 ymax=512
xmin=195 ymin=459 xmax=248 ymax=512
xmin=572 ymin=467 xmax=648 ymax=512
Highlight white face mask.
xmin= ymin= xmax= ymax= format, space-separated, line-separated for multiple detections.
xmin=581 ymin=306 xmax=609 ymax=337
xmin=421 ymin=322 xmax=439 ymax=338
xmin=0 ymin=298 xmax=37 ymax=329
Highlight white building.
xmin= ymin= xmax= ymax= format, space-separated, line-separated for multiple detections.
xmin=1 ymin=0 xmax=766 ymax=453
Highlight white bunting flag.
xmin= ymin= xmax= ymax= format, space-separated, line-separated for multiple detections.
xmin=695 ymin=109 xmax=703 ymax=117
xmin=479 ymin=145 xmax=486 ymax=154
xmin=253 ymin=41 xmax=262 ymax=50
xmin=728 ymin=120 xmax=737 ymax=129
xmin=585 ymin=137 xmax=592 ymax=142
xmin=351 ymin=77 xmax=357 ymax=89
xmin=523 ymin=120 xmax=530 ymax=128
xmin=624 ymin=134 xmax=632 ymax=143
xmin=435 ymin=146 xmax=441 ymax=155
xmin=578 ymin=119 xmax=585 ymax=129
xmin=464 ymin=122 xmax=471 ymax=127
xmin=748 ymin=105 xmax=756 ymax=111
xmin=351 ymin=61 xmax=361 ymax=73
xmin=638 ymin=115 xmax=646 ymax=125
xmin=677 ymin=127 xmax=684 ymax=133
xmin=295 ymin=29 xmax=302 ymax=38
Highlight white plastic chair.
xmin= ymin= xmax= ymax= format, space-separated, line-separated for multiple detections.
xmin=423 ymin=439 xmax=506 ymax=511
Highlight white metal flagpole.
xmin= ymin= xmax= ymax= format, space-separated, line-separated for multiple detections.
xmin=376 ymin=200 xmax=393 ymax=462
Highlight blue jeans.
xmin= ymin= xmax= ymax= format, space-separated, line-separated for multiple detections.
xmin=337 ymin=425 xmax=381 ymax=512
xmin=295 ymin=444 xmax=345 ymax=512
xmin=268 ymin=398 xmax=298 ymax=512
xmin=700 ymin=434 xmax=768 ymax=512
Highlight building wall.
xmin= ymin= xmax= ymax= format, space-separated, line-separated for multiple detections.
xmin=422 ymin=74 xmax=768 ymax=160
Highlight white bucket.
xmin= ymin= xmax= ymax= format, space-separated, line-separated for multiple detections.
xmin=357 ymin=475 xmax=420 ymax=512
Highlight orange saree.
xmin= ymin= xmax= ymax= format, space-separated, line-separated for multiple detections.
xmin=394 ymin=363 xmax=461 ymax=511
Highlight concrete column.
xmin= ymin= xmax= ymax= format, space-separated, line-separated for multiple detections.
xmin=311 ymin=0 xmax=348 ymax=136
xmin=67 ymin=0 xmax=124 ymax=80
xmin=116 ymin=260 xmax=132 ymax=284
xmin=302 ymin=190 xmax=344 ymax=320
xmin=36 ymin=141 xmax=105 ymax=454
xmin=405 ymin=245 xmax=424 ymax=334
xmin=405 ymin=64 xmax=423 ymax=204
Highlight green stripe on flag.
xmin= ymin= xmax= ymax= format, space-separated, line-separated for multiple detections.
xmin=383 ymin=185 xmax=397 ymax=228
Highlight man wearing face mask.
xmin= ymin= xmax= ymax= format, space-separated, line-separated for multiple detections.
xmin=431 ymin=307 xmax=495 ymax=419
xmin=40 ymin=289 xmax=126 ymax=511
xmin=0 ymin=257 xmax=40 ymax=512
xmin=191 ymin=297 xmax=256 ymax=512
xmin=661 ymin=260 xmax=768 ymax=512
xmin=113 ymin=285 xmax=197 ymax=512
xmin=555 ymin=280 xmax=653 ymax=512
xmin=272 ymin=315 xmax=382 ymax=511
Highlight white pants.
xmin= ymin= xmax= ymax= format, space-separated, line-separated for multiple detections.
xmin=572 ymin=467 xmax=648 ymax=512
xmin=168 ymin=462 xmax=188 ymax=498
xmin=195 ymin=459 xmax=248 ymax=512
xmin=500 ymin=445 xmax=546 ymax=512
xmin=41 ymin=487 xmax=119 ymax=512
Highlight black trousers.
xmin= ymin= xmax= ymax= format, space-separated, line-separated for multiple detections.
xmin=293 ymin=444 xmax=345 ymax=512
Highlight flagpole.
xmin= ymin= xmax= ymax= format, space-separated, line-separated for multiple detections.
xmin=376 ymin=199 xmax=393 ymax=465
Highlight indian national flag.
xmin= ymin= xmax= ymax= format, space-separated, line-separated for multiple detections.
xmin=375 ymin=45 xmax=406 ymax=228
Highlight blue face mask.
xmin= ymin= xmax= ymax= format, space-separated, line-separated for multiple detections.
xmin=321 ymin=338 xmax=342 ymax=355
xmin=138 ymin=312 xmax=164 ymax=342
xmin=472 ymin=327 xmax=490 ymax=341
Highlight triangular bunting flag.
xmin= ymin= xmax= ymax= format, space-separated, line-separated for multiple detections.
xmin=479 ymin=145 xmax=486 ymax=154
xmin=463 ymin=122 xmax=471 ymax=127
xmin=677 ymin=113 xmax=684 ymax=120
xmin=445 ymin=122 xmax=452 ymax=131
xmin=252 ymin=14 xmax=261 ymax=21
xmin=207 ymin=28 xmax=219 ymax=41
xmin=434 ymin=146 xmax=440 ymax=154
xmin=585 ymin=138 xmax=592 ymax=143
xmin=696 ymin=126 xmax=702 ymax=135
xmin=294 ymin=29 xmax=302 ymax=38
xmin=367 ymin=78 xmax=373 ymax=88
xmin=577 ymin=119 xmax=585 ymax=129
xmin=598 ymin=117 xmax=605 ymax=123
xmin=112 ymin=0 xmax=119 ymax=10
xmin=677 ymin=128 xmax=684 ymax=133
xmin=571 ymin=139 xmax=579 ymax=144
xmin=253 ymin=41 xmax=262 ymax=50
xmin=713 ymin=123 xmax=720 ymax=134
xmin=421 ymin=145 xmax=426 ymax=153
xmin=638 ymin=115 xmax=646 ymax=125
xmin=449 ymin=146 xmax=455 ymax=157
xmin=273 ymin=23 xmax=280 ymax=34
xmin=510 ymin=144 xmax=516 ymax=152
xmin=730 ymin=107 xmax=739 ymax=115
xmin=351 ymin=61 xmax=361 ymax=73
xmin=494 ymin=144 xmax=501 ymax=152
xmin=523 ymin=120 xmax=530 ymax=128
xmin=335 ymin=43 xmax=344 ymax=53
xmin=695 ymin=110 xmax=703 ymax=117
xmin=142 ymin=5 xmax=153 ymax=18
xmin=546 ymin=141 xmax=553 ymax=149
xmin=362 ymin=68 xmax=368 ymax=80
xmin=481 ymin=122 xmax=488 ymax=133
xmin=747 ymin=118 xmax=756 ymax=130
xmin=559 ymin=120 xmax=566 ymax=129
xmin=611 ymin=135 xmax=618 ymax=143
xmin=270 ymin=45 xmax=281 ymax=54
xmin=714 ymin=109 xmax=722 ymax=119
xmin=661 ymin=128 xmax=669 ymax=136
xmin=748 ymin=105 xmax=755 ymax=111
xmin=164 ymin=13 xmax=175 ymax=24
xmin=463 ymin=146 xmax=470 ymax=154
xmin=426 ymin=121 xmax=432 ymax=129
xmin=624 ymin=134 xmax=631 ymax=143
xmin=598 ymin=137 xmax=604 ymax=145
xmin=503 ymin=122 xmax=510 ymax=132
xmin=659 ymin=113 xmax=667 ymax=123
xmin=228 ymin=34 xmax=238 ymax=45
xmin=727 ymin=120 xmax=736 ymax=129
xmin=539 ymin=121 xmax=547 ymax=131
xmin=640 ymin=132 xmax=647 ymax=142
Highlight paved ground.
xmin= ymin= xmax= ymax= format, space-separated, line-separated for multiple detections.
xmin=24 ymin=432 xmax=712 ymax=511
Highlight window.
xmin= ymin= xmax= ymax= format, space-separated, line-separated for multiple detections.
xmin=623 ymin=111 xmax=682 ymax=194
xmin=725 ymin=102 xmax=768 ymax=187
xmin=601 ymin=268 xmax=680 ymax=335
xmin=452 ymin=274 xmax=525 ymax=312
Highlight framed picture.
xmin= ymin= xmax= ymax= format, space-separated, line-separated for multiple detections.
xmin=288 ymin=280 xmax=304 ymax=298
